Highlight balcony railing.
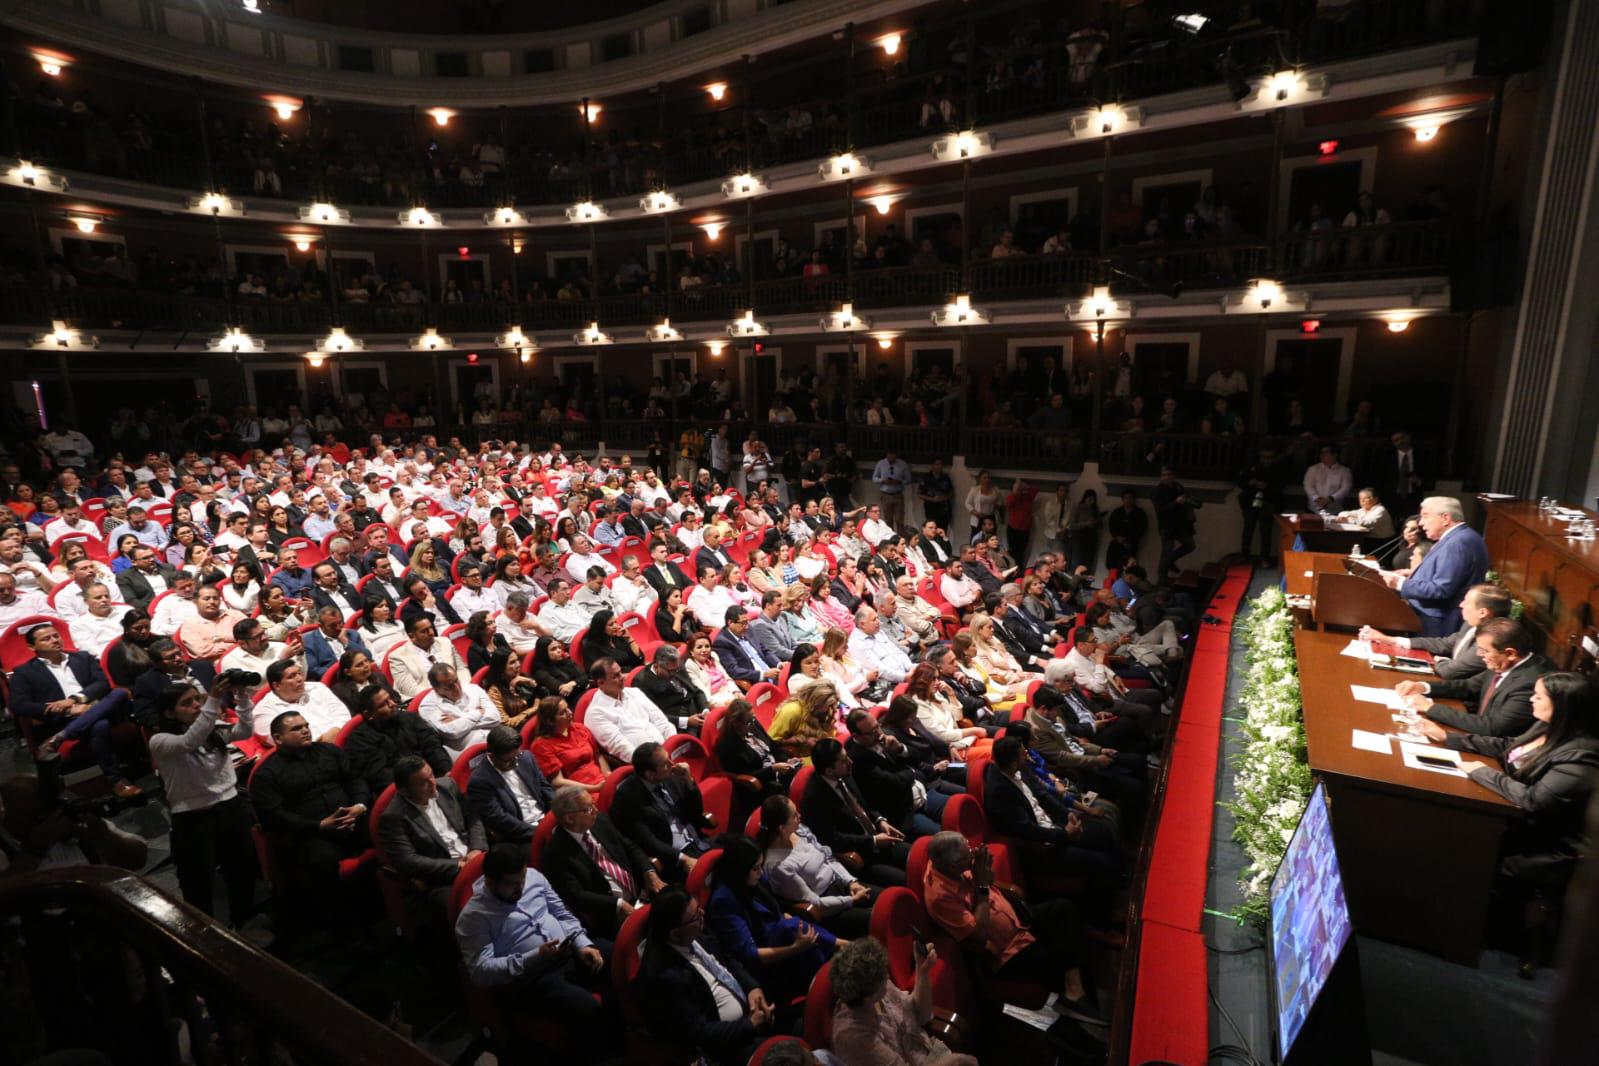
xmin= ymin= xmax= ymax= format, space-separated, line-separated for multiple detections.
xmin=0 ymin=866 xmax=441 ymax=1066
xmin=1097 ymin=431 xmax=1248 ymax=481
xmin=1280 ymin=221 xmax=1455 ymax=280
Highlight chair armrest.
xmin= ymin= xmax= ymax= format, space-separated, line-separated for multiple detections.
xmin=837 ymin=851 xmax=865 ymax=874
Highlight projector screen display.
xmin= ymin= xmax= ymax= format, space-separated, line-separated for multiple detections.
xmin=1270 ymin=782 xmax=1353 ymax=1057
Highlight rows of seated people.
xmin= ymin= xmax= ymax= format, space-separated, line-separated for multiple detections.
xmin=0 ymin=436 xmax=1199 ymax=1063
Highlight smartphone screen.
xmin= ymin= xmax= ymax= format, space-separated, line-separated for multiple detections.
xmin=1415 ymin=754 xmax=1458 ymax=770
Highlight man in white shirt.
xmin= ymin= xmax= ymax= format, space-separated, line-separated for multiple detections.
xmin=450 ymin=564 xmax=501 ymax=620
xmin=685 ymin=565 xmax=737 ymax=630
xmin=44 ymin=500 xmax=101 ymax=547
xmin=387 ymin=615 xmax=470 ymax=700
xmin=0 ymin=535 xmax=56 ymax=595
xmin=894 ymin=576 xmax=944 ymax=647
xmin=150 ymin=573 xmax=201 ymax=637
xmin=858 ymin=503 xmax=895 ymax=547
xmin=253 ymin=659 xmax=351 ymax=745
xmin=520 ymin=483 xmax=560 ymax=522
xmin=219 ymin=617 xmax=306 ymax=679
xmin=403 ymin=499 xmax=456 ymax=540
xmin=1302 ymin=446 xmax=1353 ymax=512
xmin=1334 ymin=488 xmax=1394 ymax=539
xmin=212 ymin=512 xmax=252 ymax=558
xmin=585 ymin=658 xmax=674 ymax=762
xmin=1203 ymin=367 xmax=1249 ymax=398
xmin=495 ymin=591 xmax=550 ymax=654
xmin=847 ymin=606 xmax=913 ymax=684
xmin=939 ymin=561 xmax=982 ymax=613
xmin=417 ymin=663 xmax=502 ymax=753
xmin=50 ymin=557 xmax=102 ymax=619
xmin=609 ymin=557 xmax=655 ymax=617
xmin=67 ymin=584 xmax=131 ymax=656
xmin=536 ymin=579 xmax=591 ymax=643
xmin=564 ymin=535 xmax=615 ymax=585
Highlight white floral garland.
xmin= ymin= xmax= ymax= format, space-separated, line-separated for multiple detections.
xmin=1225 ymin=585 xmax=1313 ymax=926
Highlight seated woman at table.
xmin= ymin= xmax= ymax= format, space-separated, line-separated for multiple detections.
xmin=1436 ymin=670 xmax=1599 ymax=975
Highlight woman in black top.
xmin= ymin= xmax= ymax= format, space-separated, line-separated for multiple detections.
xmin=105 ymin=609 xmax=154 ymax=688
xmin=464 ymin=610 xmax=512 ymax=676
xmin=653 ymin=586 xmax=702 ymax=645
xmin=267 ymin=505 xmax=304 ymax=546
xmin=531 ymin=636 xmax=588 ymax=702
xmin=329 ymin=648 xmax=398 ymax=713
xmin=881 ymin=695 xmax=966 ymax=788
xmin=714 ymin=698 xmax=798 ymax=798
xmin=579 ymin=609 xmax=643 ymax=670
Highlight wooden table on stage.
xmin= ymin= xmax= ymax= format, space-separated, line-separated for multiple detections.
xmin=1276 ymin=513 xmax=1368 ymax=559
xmin=1296 ymin=629 xmax=1517 ymax=964
xmin=1481 ymin=498 xmax=1599 ymax=668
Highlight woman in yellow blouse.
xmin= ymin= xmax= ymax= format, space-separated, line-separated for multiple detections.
xmin=768 ymin=680 xmax=844 ymax=762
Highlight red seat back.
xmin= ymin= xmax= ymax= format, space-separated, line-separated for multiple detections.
xmin=0 ymin=616 xmax=75 ymax=673
xmin=597 ymin=764 xmax=633 ymax=812
xmin=611 ymin=902 xmax=652 ymax=1023
xmin=451 ymin=742 xmax=487 ymax=792
xmin=684 ymin=848 xmax=722 ymax=905
xmin=869 ymin=886 xmax=924 ymax=991
xmin=529 ymin=811 xmax=557 ymax=869
xmin=788 ymin=764 xmax=814 ymax=807
xmin=333 ymin=716 xmax=362 ymax=748
xmin=568 ymin=626 xmax=592 ymax=671
xmin=573 ymin=686 xmax=598 ymax=725
xmin=906 ymin=835 xmax=932 ymax=906
xmin=802 ymin=962 xmax=835 ymax=1049
xmin=449 ymin=851 xmax=487 ymax=921
xmin=368 ymin=784 xmax=398 ymax=855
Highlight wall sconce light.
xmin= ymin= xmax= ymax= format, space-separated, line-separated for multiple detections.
xmin=566 ymin=201 xmax=609 ymax=223
xmin=410 ymin=327 xmax=453 ymax=351
xmin=575 ymin=322 xmax=613 ymax=345
xmin=727 ymin=310 xmax=768 ymax=338
xmin=400 ymin=206 xmax=441 ymax=228
xmin=705 ymin=340 xmax=726 ymax=357
xmin=820 ymin=302 xmax=869 ymax=332
xmin=208 ymin=327 xmax=266 ymax=353
xmin=190 ymin=192 xmax=243 ymax=217
xmin=879 ymin=33 xmax=902 ymax=56
xmin=486 ymin=205 xmax=524 ymax=226
xmin=427 ymin=108 xmax=455 ymax=127
xmin=930 ymin=130 xmax=992 ymax=161
xmin=931 ymin=293 xmax=988 ymax=327
xmin=701 ymin=222 xmax=724 ymax=241
xmin=300 ymin=202 xmax=350 ymax=224
xmin=318 ymin=326 xmax=363 ymax=352
xmin=580 ymin=102 xmax=601 ymax=122
xmin=706 ymin=83 xmax=727 ymax=102
xmin=819 ymin=153 xmax=872 ymax=181
xmin=721 ymin=173 xmax=767 ymax=199
xmin=645 ymin=319 xmax=683 ymax=342
xmin=32 ymin=320 xmax=97 ymax=350
xmin=640 ymin=190 xmax=680 ymax=214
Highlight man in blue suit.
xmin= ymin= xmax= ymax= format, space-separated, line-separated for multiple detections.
xmin=10 ymin=621 xmax=141 ymax=797
xmin=1381 ymin=496 xmax=1490 ymax=637
xmin=466 ymin=725 xmax=555 ymax=843
xmin=302 ymin=605 xmax=369 ymax=680
xmin=712 ymin=606 xmax=781 ymax=688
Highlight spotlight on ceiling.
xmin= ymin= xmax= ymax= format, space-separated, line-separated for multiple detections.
xmin=879 ymin=33 xmax=902 ymax=56
xmin=427 ymin=108 xmax=455 ymax=127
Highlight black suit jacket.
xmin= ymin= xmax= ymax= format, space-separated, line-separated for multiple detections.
xmin=643 ymin=560 xmax=693 ymax=599
xmin=115 ymin=564 xmax=180 ymax=611
xmin=1426 ymin=654 xmax=1551 ymax=737
xmin=620 ymin=516 xmax=650 ymax=539
xmin=992 ymin=613 xmax=1044 ymax=664
xmin=309 ymin=583 xmax=362 ymax=616
xmin=844 ymin=737 xmax=922 ymax=830
xmin=400 ymin=595 xmax=462 ymax=628
xmin=712 ymin=629 xmax=774 ymax=685
xmin=1409 ymin=624 xmax=1486 ymax=681
xmin=800 ymin=772 xmax=882 ymax=856
xmin=635 ymin=666 xmax=708 ymax=727
xmin=375 ymin=779 xmax=487 ymax=886
xmin=693 ymin=546 xmax=732 ymax=576
xmin=542 ymin=813 xmax=654 ymax=937
xmin=131 ymin=668 xmax=208 ymax=730
xmin=465 ymin=751 xmax=555 ymax=843
xmin=610 ymin=772 xmax=708 ymax=864
xmin=10 ymin=652 xmax=114 ymax=720
xmin=984 ymin=762 xmax=1071 ymax=845
xmin=635 ymin=929 xmax=760 ymax=1066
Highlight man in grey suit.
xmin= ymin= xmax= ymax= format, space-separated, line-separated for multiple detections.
xmin=1361 ymin=583 xmax=1511 ymax=681
xmin=377 ymin=755 xmax=488 ymax=913
xmin=746 ymin=590 xmax=795 ymax=667
xmin=1397 ymin=618 xmax=1551 ymax=738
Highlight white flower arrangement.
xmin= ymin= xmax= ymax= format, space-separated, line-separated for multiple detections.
xmin=1223 ymin=585 xmax=1312 ymax=927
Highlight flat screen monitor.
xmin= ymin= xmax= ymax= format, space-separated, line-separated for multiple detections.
xmin=1269 ymin=781 xmax=1354 ymax=1060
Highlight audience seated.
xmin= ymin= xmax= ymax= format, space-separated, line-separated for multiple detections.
xmin=611 ymin=741 xmax=716 ymax=877
xmin=11 ymin=621 xmax=141 ymax=798
xmin=378 ymin=755 xmax=488 ymax=909
xmin=801 ymin=739 xmax=911 ymax=887
xmin=344 ymin=683 xmax=452 ymax=796
xmin=466 ymin=724 xmax=556 ymax=844
xmin=544 ymin=784 xmax=665 ymax=938
xmin=705 ymin=835 xmax=838 ymax=1004
xmin=828 ymin=937 xmax=950 ymax=1066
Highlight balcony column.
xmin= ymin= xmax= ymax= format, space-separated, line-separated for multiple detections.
xmin=1488 ymin=0 xmax=1599 ymax=501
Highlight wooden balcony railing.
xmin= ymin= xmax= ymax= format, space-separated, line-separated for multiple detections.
xmin=1280 ymin=221 xmax=1454 ymax=280
xmin=0 ymin=866 xmax=441 ymax=1066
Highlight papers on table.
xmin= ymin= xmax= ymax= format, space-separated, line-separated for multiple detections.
xmin=1350 ymin=684 xmax=1408 ymax=710
xmin=1341 ymin=640 xmax=1375 ymax=660
xmin=1399 ymin=742 xmax=1466 ymax=777
xmin=1351 ymin=729 xmax=1392 ymax=754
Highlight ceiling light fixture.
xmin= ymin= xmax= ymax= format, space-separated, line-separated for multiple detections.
xmin=821 ymin=302 xmax=870 ymax=332
xmin=34 ymin=53 xmax=68 ymax=77
xmin=1386 ymin=316 xmax=1413 ymax=333
xmin=305 ymin=351 xmax=325 ymax=368
xmin=32 ymin=320 xmax=96 ymax=350
xmin=706 ymin=82 xmax=728 ymax=102
xmin=208 ymin=326 xmax=266 ymax=353
xmin=400 ymin=206 xmax=440 ymax=228
xmin=640 ymin=189 xmax=680 ymax=214
xmin=241 ymin=0 xmax=261 ymax=13
xmin=721 ymin=173 xmax=767 ymax=199
xmin=427 ymin=107 xmax=455 ymax=127
xmin=318 ymin=326 xmax=363 ymax=353
xmin=819 ymin=152 xmax=872 ymax=181
xmin=290 ymin=236 xmax=314 ymax=252
xmin=267 ymin=97 xmax=301 ymax=121
xmin=497 ymin=326 xmax=535 ymax=359
xmin=879 ymin=33 xmax=902 ymax=56
xmin=727 ymin=310 xmax=768 ymax=338
xmin=71 ymin=217 xmax=98 ymax=234
xmin=701 ymin=221 xmax=724 ymax=241
xmin=931 ymin=293 xmax=988 ymax=327
xmin=410 ymin=328 xmax=453 ymax=351
xmin=565 ymin=200 xmax=609 ymax=223
xmin=299 ymin=202 xmax=350 ymax=225
xmin=1413 ymin=125 xmax=1439 ymax=142
xmin=930 ymin=129 xmax=993 ymax=161
xmin=645 ymin=319 xmax=683 ymax=342
xmin=189 ymin=192 xmax=243 ymax=217
xmin=575 ymin=322 xmax=613 ymax=345
xmin=871 ymin=333 xmax=897 ymax=350
xmin=580 ymin=102 xmax=601 ymax=122
xmin=868 ymin=195 xmax=896 ymax=215
xmin=705 ymin=340 xmax=726 ymax=357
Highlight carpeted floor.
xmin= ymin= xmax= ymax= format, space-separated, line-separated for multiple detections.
xmin=1205 ymin=567 xmax=1558 ymax=1066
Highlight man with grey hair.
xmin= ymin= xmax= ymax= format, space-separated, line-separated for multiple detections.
xmin=873 ymin=590 xmax=916 ymax=652
xmin=921 ymin=831 xmax=1106 ymax=1036
xmin=893 ymin=575 xmax=943 ymax=648
xmin=634 ymin=643 xmax=708 ymax=734
xmin=417 ymin=663 xmax=501 ymax=753
xmin=497 ymin=590 xmax=549 ymax=654
xmin=1378 ymin=495 xmax=1490 ymax=636
xmin=544 ymin=783 xmax=664 ymax=937
xmin=848 ymin=605 xmax=913 ymax=684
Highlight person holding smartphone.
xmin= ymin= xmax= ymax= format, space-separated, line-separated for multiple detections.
xmin=829 ymin=935 xmax=950 ymax=1065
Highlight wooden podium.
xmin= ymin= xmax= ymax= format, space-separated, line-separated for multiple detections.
xmin=1284 ymin=550 xmax=1421 ymax=633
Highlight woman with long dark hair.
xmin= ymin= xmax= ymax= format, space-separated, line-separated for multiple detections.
xmin=704 ymin=835 xmax=839 ymax=1004
xmin=528 ymin=695 xmax=611 ymax=791
xmin=464 ymin=610 xmax=511 ymax=675
xmin=329 ymin=648 xmax=396 ymax=712
xmin=757 ymin=794 xmax=875 ymax=939
xmin=531 ymin=636 xmax=588 ymax=702
xmin=481 ymin=648 xmax=538 ymax=729
xmin=579 ymin=609 xmax=643 ymax=670
xmin=714 ymin=698 xmax=797 ymax=797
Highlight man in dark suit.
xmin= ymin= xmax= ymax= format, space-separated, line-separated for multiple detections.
xmin=610 ymin=741 xmax=714 ymax=878
xmin=398 ymin=575 xmax=462 ymax=629
xmin=1400 ymin=618 xmax=1551 ymax=738
xmin=344 ymin=684 xmax=452 ymax=796
xmin=362 ymin=553 xmax=407 ymax=608
xmin=544 ymin=784 xmax=665 ymax=938
xmin=694 ymin=529 xmax=733 ymax=576
xmin=1365 ymin=431 xmax=1429 ymax=522
xmin=11 ymin=622 xmax=141 ymax=797
xmin=620 ymin=498 xmax=651 ymax=539
xmin=1360 ymin=582 xmax=1510 ymax=682
xmin=642 ymin=541 xmax=693 ymax=600
xmin=115 ymin=545 xmax=179 ymax=612
xmin=712 ymin=607 xmax=781 ymax=687
xmin=1380 ymin=496 xmax=1490 ymax=637
xmin=233 ymin=521 xmax=280 ymax=580
xmin=131 ymin=637 xmax=211 ymax=730
xmin=377 ymin=756 xmax=487 ymax=912
xmin=303 ymin=606 xmax=369 ymax=680
xmin=635 ymin=886 xmax=775 ymax=1066
xmin=801 ymin=739 xmax=910 ymax=887
xmin=843 ymin=710 xmax=950 ymax=839
xmin=465 ymin=725 xmax=555 ymax=843
xmin=1104 ymin=490 xmax=1148 ymax=572
xmin=634 ymin=645 xmax=708 ymax=734
xmin=988 ymin=591 xmax=1053 ymax=671
xmin=308 ymin=562 xmax=362 ymax=619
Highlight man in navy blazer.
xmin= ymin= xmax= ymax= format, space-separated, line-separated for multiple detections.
xmin=10 ymin=621 xmax=141 ymax=797
xmin=465 ymin=725 xmax=555 ymax=843
xmin=711 ymin=607 xmax=780 ymax=687
xmin=1380 ymin=496 xmax=1490 ymax=637
xmin=302 ymin=606 xmax=370 ymax=680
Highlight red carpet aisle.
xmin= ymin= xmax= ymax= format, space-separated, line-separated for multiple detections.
xmin=1127 ymin=562 xmax=1253 ymax=1065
